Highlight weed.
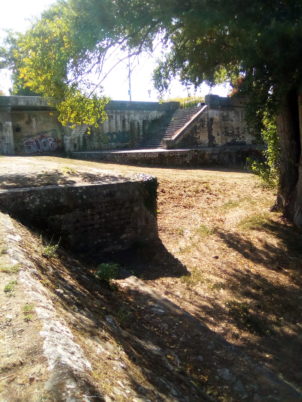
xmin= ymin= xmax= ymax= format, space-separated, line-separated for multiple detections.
xmin=196 ymin=224 xmax=214 ymax=237
xmin=4 ymin=280 xmax=17 ymax=294
xmin=221 ymin=200 xmax=240 ymax=211
xmin=40 ymin=237 xmax=60 ymax=258
xmin=96 ymin=262 xmax=119 ymax=282
xmin=61 ymin=166 xmax=77 ymax=175
xmin=0 ymin=244 xmax=7 ymax=255
xmin=176 ymin=227 xmax=184 ymax=236
xmin=181 ymin=266 xmax=208 ymax=287
xmin=226 ymin=300 xmax=267 ymax=335
xmin=210 ymin=282 xmax=226 ymax=291
xmin=115 ymin=307 xmax=132 ymax=326
xmin=238 ymin=213 xmax=271 ymax=231
xmin=22 ymin=303 xmax=34 ymax=322
xmin=0 ymin=264 xmax=20 ymax=274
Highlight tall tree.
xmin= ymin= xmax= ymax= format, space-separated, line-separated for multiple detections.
xmin=7 ymin=0 xmax=302 ymax=225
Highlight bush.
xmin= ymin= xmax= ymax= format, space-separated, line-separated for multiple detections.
xmin=247 ymin=111 xmax=279 ymax=187
xmin=95 ymin=263 xmax=119 ymax=282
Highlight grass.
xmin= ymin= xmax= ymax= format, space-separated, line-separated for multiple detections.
xmin=238 ymin=213 xmax=271 ymax=231
xmin=4 ymin=280 xmax=17 ymax=294
xmin=0 ymin=264 xmax=20 ymax=274
xmin=221 ymin=200 xmax=241 ymax=211
xmin=61 ymin=166 xmax=77 ymax=175
xmin=226 ymin=300 xmax=268 ymax=336
xmin=196 ymin=224 xmax=214 ymax=237
xmin=22 ymin=303 xmax=35 ymax=322
xmin=0 ymin=244 xmax=7 ymax=255
xmin=95 ymin=262 xmax=120 ymax=282
xmin=40 ymin=237 xmax=60 ymax=258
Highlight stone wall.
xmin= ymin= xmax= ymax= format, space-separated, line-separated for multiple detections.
xmin=0 ymin=177 xmax=157 ymax=256
xmin=167 ymin=95 xmax=255 ymax=149
xmin=67 ymin=101 xmax=178 ymax=152
xmin=12 ymin=110 xmax=65 ymax=154
xmin=0 ymin=96 xmax=179 ymax=154
xmin=0 ymin=95 xmax=258 ymax=156
xmin=74 ymin=145 xmax=264 ymax=168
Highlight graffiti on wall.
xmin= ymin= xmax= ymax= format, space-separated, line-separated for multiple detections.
xmin=23 ymin=132 xmax=61 ymax=154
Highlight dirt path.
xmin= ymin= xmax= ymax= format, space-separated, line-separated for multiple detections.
xmin=0 ymin=156 xmax=301 ymax=401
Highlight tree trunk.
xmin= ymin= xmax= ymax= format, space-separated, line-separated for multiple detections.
xmin=276 ymin=90 xmax=301 ymax=222
xmin=292 ymin=93 xmax=302 ymax=226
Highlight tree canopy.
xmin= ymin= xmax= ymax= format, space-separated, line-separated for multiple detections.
xmin=4 ymin=0 xmax=302 ymax=223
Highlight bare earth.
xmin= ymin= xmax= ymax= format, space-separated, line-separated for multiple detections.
xmin=0 ymin=156 xmax=301 ymax=401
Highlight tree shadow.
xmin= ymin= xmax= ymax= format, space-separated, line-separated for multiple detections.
xmin=23 ymin=239 xmax=302 ymax=401
xmin=0 ymin=170 xmax=124 ymax=189
xmin=212 ymin=221 xmax=302 ymax=390
xmin=216 ymin=219 xmax=302 ymax=272
xmin=84 ymin=239 xmax=189 ymax=280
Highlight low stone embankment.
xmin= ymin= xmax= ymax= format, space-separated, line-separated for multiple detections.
xmin=73 ymin=145 xmax=263 ymax=168
xmin=0 ymin=175 xmax=157 ymax=257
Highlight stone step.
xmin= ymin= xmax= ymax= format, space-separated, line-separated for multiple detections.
xmin=139 ymin=105 xmax=204 ymax=149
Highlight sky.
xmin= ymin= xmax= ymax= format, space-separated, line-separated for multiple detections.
xmin=0 ymin=0 xmax=229 ymax=101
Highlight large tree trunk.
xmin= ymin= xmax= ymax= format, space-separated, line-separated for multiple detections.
xmin=292 ymin=93 xmax=302 ymax=226
xmin=276 ymin=90 xmax=301 ymax=223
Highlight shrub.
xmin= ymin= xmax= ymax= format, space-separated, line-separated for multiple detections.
xmin=95 ymin=263 xmax=119 ymax=282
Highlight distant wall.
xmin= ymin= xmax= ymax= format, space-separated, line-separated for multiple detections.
xmin=167 ymin=95 xmax=255 ymax=149
xmin=66 ymin=101 xmax=178 ymax=152
xmin=0 ymin=177 xmax=158 ymax=256
xmin=74 ymin=146 xmax=264 ymax=168
xmin=0 ymin=95 xmax=258 ymax=155
xmin=0 ymin=96 xmax=179 ymax=154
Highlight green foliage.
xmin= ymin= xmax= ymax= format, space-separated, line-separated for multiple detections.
xmin=247 ymin=112 xmax=279 ymax=187
xmin=238 ymin=213 xmax=271 ymax=231
xmin=22 ymin=303 xmax=35 ymax=322
xmin=0 ymin=264 xmax=20 ymax=274
xmin=4 ymin=280 xmax=17 ymax=294
xmin=5 ymin=0 xmax=302 ymax=135
xmin=7 ymin=4 xmax=110 ymax=126
xmin=41 ymin=237 xmax=60 ymax=258
xmin=163 ymin=96 xmax=204 ymax=109
xmin=96 ymin=262 xmax=119 ymax=282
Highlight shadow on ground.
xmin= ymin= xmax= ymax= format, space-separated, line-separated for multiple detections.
xmin=22 ymin=228 xmax=302 ymax=401
xmin=0 ymin=170 xmax=123 ymax=189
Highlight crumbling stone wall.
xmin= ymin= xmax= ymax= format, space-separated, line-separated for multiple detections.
xmin=168 ymin=95 xmax=255 ymax=149
xmin=0 ymin=176 xmax=157 ymax=256
xmin=0 ymin=95 xmax=258 ymax=155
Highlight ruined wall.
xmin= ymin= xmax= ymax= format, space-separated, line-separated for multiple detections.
xmin=0 ymin=95 xmax=258 ymax=155
xmin=74 ymin=101 xmax=178 ymax=152
xmin=0 ymin=176 xmax=157 ymax=256
xmin=0 ymin=106 xmax=14 ymax=154
xmin=169 ymin=95 xmax=256 ymax=149
xmin=0 ymin=96 xmax=179 ymax=154
xmin=74 ymin=146 xmax=264 ymax=168
xmin=12 ymin=110 xmax=64 ymax=154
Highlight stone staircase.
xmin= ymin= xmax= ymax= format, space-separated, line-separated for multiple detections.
xmin=139 ymin=105 xmax=204 ymax=149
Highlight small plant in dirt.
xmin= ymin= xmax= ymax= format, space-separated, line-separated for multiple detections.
xmin=226 ymin=300 xmax=267 ymax=335
xmin=0 ymin=264 xmax=20 ymax=274
xmin=221 ymin=200 xmax=241 ymax=211
xmin=40 ymin=237 xmax=60 ymax=258
xmin=22 ymin=303 xmax=34 ymax=322
xmin=0 ymin=244 xmax=7 ymax=255
xmin=61 ymin=166 xmax=77 ymax=175
xmin=196 ymin=224 xmax=214 ymax=237
xmin=96 ymin=263 xmax=119 ymax=282
xmin=238 ymin=213 xmax=271 ymax=231
xmin=4 ymin=280 xmax=17 ymax=294
xmin=115 ymin=307 xmax=132 ymax=326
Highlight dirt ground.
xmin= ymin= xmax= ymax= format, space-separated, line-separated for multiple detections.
xmin=0 ymin=156 xmax=301 ymax=401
